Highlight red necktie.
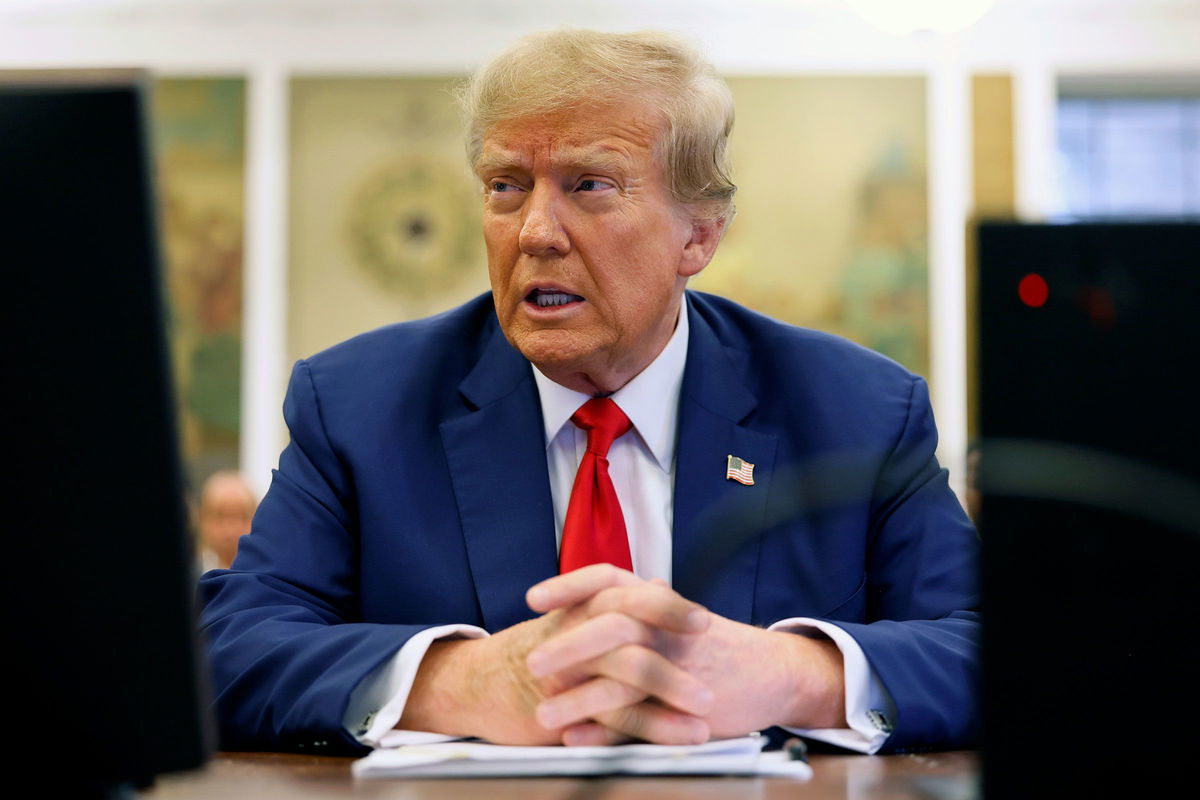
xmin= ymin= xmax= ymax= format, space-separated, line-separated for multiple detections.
xmin=559 ymin=398 xmax=633 ymax=573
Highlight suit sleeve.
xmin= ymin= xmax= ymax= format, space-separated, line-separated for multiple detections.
xmin=198 ymin=360 xmax=438 ymax=754
xmin=817 ymin=375 xmax=980 ymax=753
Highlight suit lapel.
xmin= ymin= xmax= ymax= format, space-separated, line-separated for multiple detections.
xmin=440 ymin=326 xmax=559 ymax=632
xmin=672 ymin=301 xmax=778 ymax=625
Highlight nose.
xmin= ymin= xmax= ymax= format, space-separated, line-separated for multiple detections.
xmin=518 ymin=185 xmax=570 ymax=257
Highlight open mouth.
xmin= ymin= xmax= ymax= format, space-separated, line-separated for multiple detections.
xmin=526 ymin=288 xmax=585 ymax=308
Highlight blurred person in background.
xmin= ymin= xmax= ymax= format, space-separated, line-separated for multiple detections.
xmin=197 ymin=470 xmax=256 ymax=571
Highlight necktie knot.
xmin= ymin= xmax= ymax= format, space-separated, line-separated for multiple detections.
xmin=571 ymin=398 xmax=632 ymax=458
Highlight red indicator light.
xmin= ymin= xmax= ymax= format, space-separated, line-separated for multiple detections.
xmin=1018 ymin=273 xmax=1049 ymax=308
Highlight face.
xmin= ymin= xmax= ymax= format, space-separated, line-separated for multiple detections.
xmin=199 ymin=480 xmax=255 ymax=568
xmin=477 ymin=101 xmax=721 ymax=394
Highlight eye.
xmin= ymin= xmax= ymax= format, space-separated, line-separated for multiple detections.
xmin=490 ymin=180 xmax=521 ymax=193
xmin=575 ymin=178 xmax=612 ymax=192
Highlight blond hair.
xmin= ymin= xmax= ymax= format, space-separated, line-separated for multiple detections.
xmin=457 ymin=28 xmax=736 ymax=222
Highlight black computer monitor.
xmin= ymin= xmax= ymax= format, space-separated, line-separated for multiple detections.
xmin=977 ymin=221 xmax=1200 ymax=796
xmin=3 ymin=72 xmax=212 ymax=793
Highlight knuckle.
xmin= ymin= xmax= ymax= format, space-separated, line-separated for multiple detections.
xmin=616 ymin=644 xmax=656 ymax=681
xmin=600 ymin=585 xmax=670 ymax=625
xmin=591 ymin=678 xmax=620 ymax=707
xmin=613 ymin=613 xmax=648 ymax=645
xmin=552 ymin=695 xmax=580 ymax=721
xmin=595 ymin=609 xmax=624 ymax=629
xmin=583 ymin=588 xmax=616 ymax=617
xmin=593 ymin=610 xmax=645 ymax=647
xmin=619 ymin=589 xmax=659 ymax=621
xmin=597 ymin=677 xmax=637 ymax=708
xmin=594 ymin=563 xmax=620 ymax=582
xmin=596 ymin=585 xmax=628 ymax=611
xmin=608 ymin=705 xmax=646 ymax=738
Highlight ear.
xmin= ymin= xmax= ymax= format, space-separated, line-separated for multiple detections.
xmin=677 ymin=214 xmax=727 ymax=279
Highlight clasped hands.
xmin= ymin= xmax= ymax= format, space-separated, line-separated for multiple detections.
xmin=398 ymin=564 xmax=845 ymax=746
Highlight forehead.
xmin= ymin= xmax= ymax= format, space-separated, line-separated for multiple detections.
xmin=476 ymin=102 xmax=666 ymax=174
xmin=202 ymin=479 xmax=255 ymax=509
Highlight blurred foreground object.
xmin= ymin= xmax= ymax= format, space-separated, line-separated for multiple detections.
xmin=977 ymin=221 xmax=1200 ymax=797
xmin=3 ymin=70 xmax=212 ymax=795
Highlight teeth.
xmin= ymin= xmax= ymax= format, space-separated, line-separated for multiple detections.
xmin=534 ymin=292 xmax=577 ymax=308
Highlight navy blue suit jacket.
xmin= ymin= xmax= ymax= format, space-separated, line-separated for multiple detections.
xmin=199 ymin=291 xmax=979 ymax=754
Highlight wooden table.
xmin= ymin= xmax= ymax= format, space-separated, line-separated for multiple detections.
xmin=144 ymin=751 xmax=979 ymax=799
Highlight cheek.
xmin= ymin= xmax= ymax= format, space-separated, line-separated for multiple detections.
xmin=483 ymin=220 xmax=519 ymax=286
xmin=482 ymin=206 xmax=521 ymax=245
xmin=482 ymin=219 xmax=507 ymax=257
xmin=617 ymin=230 xmax=684 ymax=295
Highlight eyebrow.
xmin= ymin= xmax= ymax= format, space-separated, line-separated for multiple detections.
xmin=474 ymin=146 xmax=632 ymax=178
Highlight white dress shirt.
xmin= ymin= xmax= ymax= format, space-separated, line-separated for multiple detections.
xmin=345 ymin=300 xmax=896 ymax=752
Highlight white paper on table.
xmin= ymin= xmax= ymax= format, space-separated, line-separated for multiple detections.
xmin=352 ymin=734 xmax=812 ymax=780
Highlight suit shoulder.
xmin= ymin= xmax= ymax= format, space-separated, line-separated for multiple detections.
xmin=300 ymin=293 xmax=496 ymax=376
xmin=687 ymin=290 xmax=918 ymax=389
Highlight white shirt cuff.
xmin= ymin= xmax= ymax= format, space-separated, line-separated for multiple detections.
xmin=767 ymin=617 xmax=896 ymax=754
xmin=342 ymin=623 xmax=489 ymax=748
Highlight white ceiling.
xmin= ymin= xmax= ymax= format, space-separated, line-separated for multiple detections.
xmin=1 ymin=0 xmax=1198 ymax=72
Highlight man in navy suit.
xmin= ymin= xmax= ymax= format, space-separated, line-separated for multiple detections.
xmin=200 ymin=29 xmax=978 ymax=755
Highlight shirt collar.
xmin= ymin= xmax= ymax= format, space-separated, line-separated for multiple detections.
xmin=531 ymin=298 xmax=690 ymax=472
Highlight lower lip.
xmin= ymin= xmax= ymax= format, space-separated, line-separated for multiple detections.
xmin=523 ymin=298 xmax=585 ymax=318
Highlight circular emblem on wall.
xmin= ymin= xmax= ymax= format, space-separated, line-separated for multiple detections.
xmin=345 ymin=157 xmax=482 ymax=296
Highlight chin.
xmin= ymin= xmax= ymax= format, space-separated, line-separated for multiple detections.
xmin=510 ymin=328 xmax=596 ymax=373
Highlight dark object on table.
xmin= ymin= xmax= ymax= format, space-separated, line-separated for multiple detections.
xmin=3 ymin=72 xmax=212 ymax=796
xmin=977 ymin=221 xmax=1200 ymax=797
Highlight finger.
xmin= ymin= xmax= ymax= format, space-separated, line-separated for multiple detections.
xmin=592 ymin=702 xmax=711 ymax=745
xmin=582 ymin=584 xmax=710 ymax=634
xmin=553 ymin=644 xmax=713 ymax=717
xmin=526 ymin=564 xmax=641 ymax=613
xmin=550 ymin=583 xmax=708 ymax=637
xmin=561 ymin=722 xmax=630 ymax=747
xmin=596 ymin=646 xmax=715 ymax=716
xmin=527 ymin=611 xmax=653 ymax=678
xmin=649 ymin=577 xmax=669 ymax=587
xmin=534 ymin=676 xmax=646 ymax=730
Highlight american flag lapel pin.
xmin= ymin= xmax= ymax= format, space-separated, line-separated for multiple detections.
xmin=726 ymin=454 xmax=755 ymax=485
